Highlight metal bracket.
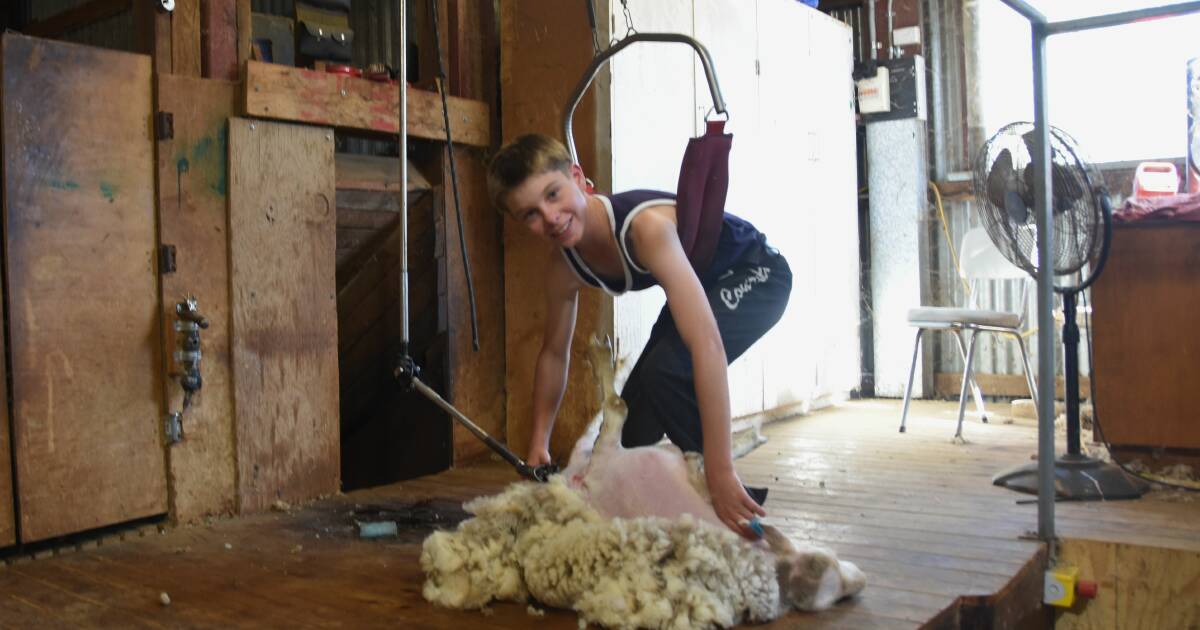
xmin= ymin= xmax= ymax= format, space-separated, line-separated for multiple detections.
xmin=164 ymin=412 xmax=183 ymax=445
xmin=154 ymin=111 xmax=174 ymax=140
xmin=159 ymin=244 xmax=177 ymax=274
xmin=393 ymin=351 xmax=421 ymax=392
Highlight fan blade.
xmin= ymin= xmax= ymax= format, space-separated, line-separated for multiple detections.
xmin=1021 ymin=129 xmax=1084 ymax=213
xmin=1005 ymin=189 xmax=1029 ymax=223
xmin=987 ymin=148 xmax=1016 ymax=210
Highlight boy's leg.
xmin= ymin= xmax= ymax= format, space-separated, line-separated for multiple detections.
xmin=620 ymin=246 xmax=793 ymax=454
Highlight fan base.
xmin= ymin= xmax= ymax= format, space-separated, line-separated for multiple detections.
xmin=993 ymin=453 xmax=1149 ymax=500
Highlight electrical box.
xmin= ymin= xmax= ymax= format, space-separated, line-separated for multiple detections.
xmin=858 ymin=55 xmax=926 ymax=123
xmin=855 ymin=66 xmax=891 ymax=114
xmin=1044 ymin=567 xmax=1079 ymax=608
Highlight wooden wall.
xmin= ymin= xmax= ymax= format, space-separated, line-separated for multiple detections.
xmin=442 ymin=147 xmax=509 ymax=463
xmin=154 ymin=74 xmax=239 ymax=523
xmin=0 ymin=0 xmax=500 ymax=543
xmin=227 ymin=118 xmax=340 ymax=512
xmin=1056 ymin=538 xmax=1200 ymax=630
xmin=498 ymin=0 xmax=612 ymax=464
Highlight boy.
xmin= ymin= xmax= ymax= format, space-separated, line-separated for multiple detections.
xmin=488 ymin=134 xmax=791 ymax=538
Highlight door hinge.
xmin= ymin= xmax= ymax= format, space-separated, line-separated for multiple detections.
xmin=159 ymin=244 xmax=177 ymax=274
xmin=154 ymin=111 xmax=174 ymax=140
xmin=164 ymin=412 xmax=183 ymax=445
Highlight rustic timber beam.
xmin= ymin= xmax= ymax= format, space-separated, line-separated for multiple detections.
xmin=933 ymin=179 xmax=975 ymax=203
xmin=201 ymin=0 xmax=238 ymax=80
xmin=23 ymin=0 xmax=130 ymax=38
xmin=243 ymin=61 xmax=490 ymax=146
xmin=934 ymin=372 xmax=1088 ymax=400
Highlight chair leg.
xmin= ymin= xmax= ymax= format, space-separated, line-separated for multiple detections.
xmin=953 ymin=329 xmax=988 ymax=422
xmin=1014 ymin=333 xmax=1039 ymax=410
xmin=899 ymin=328 xmax=924 ymax=433
xmin=955 ymin=331 xmax=981 ymax=440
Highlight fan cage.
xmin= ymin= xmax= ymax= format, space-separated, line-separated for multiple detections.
xmin=972 ymin=122 xmax=1106 ymax=278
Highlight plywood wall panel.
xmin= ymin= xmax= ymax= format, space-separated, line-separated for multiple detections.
xmin=2 ymin=33 xmax=167 ymax=542
xmin=228 ymin=118 xmax=339 ymax=512
xmin=154 ymin=74 xmax=239 ymax=522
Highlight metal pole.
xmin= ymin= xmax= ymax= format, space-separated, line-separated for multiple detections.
xmin=562 ymin=33 xmax=727 ymax=164
xmin=928 ymin=0 xmax=945 ymax=180
xmin=410 ymin=378 xmax=527 ymax=472
xmin=998 ymin=0 xmax=1047 ymax=24
xmin=398 ymin=0 xmax=410 ymax=349
xmin=1046 ymin=1 xmax=1200 ymax=35
xmin=1030 ymin=22 xmax=1056 ymax=545
xmin=867 ymin=0 xmax=877 ymax=61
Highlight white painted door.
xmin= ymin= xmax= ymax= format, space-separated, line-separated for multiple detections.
xmin=608 ymin=0 xmax=859 ymax=421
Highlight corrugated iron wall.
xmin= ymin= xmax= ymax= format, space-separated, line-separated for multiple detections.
xmin=926 ymin=0 xmax=1056 ymax=389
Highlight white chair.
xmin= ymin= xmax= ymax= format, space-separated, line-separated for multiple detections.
xmin=899 ymin=227 xmax=1039 ymax=439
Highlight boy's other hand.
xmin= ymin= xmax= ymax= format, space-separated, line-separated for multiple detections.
xmin=707 ymin=467 xmax=767 ymax=540
xmin=526 ymin=446 xmax=552 ymax=467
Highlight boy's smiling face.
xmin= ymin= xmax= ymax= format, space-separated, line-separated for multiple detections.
xmin=505 ymin=165 xmax=589 ymax=248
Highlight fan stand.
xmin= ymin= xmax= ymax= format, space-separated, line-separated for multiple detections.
xmin=992 ymin=291 xmax=1149 ymax=500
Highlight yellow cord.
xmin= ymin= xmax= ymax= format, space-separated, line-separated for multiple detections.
xmin=930 ymin=182 xmax=970 ymax=296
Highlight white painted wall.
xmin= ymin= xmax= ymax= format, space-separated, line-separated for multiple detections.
xmin=606 ymin=0 xmax=859 ymax=419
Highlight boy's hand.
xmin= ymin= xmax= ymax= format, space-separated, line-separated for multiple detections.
xmin=706 ymin=467 xmax=767 ymax=540
xmin=526 ymin=446 xmax=552 ymax=467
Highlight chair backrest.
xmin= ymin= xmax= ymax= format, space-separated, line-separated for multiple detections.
xmin=958 ymin=227 xmax=1028 ymax=282
xmin=957 ymin=226 xmax=1034 ymax=322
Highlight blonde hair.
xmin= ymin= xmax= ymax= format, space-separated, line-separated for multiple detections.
xmin=487 ymin=134 xmax=573 ymax=213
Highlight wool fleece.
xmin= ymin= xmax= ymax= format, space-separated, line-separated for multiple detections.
xmin=420 ymin=477 xmax=783 ymax=629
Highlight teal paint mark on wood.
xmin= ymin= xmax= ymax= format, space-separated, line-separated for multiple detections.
xmin=191 ymin=135 xmax=214 ymax=161
xmin=180 ymin=127 xmax=228 ymax=197
xmin=47 ymin=178 xmax=80 ymax=190
xmin=99 ymin=182 xmax=118 ymax=202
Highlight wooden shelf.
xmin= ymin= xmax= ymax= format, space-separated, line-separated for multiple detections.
xmin=244 ymin=60 xmax=490 ymax=146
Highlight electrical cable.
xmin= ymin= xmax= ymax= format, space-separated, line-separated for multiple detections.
xmin=929 ymin=182 xmax=971 ymax=296
xmin=429 ymin=0 xmax=480 ymax=352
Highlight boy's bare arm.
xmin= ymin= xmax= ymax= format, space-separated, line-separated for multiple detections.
xmin=630 ymin=208 xmax=765 ymax=537
xmin=528 ymin=252 xmax=582 ymax=464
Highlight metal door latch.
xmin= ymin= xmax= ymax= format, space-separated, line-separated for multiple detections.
xmin=166 ymin=297 xmax=208 ymax=445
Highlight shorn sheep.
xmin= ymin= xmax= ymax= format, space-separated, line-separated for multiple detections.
xmin=422 ymin=338 xmax=865 ymax=628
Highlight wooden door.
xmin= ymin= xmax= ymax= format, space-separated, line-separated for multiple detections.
xmin=2 ymin=34 xmax=167 ymax=542
xmin=228 ymin=118 xmax=340 ymax=512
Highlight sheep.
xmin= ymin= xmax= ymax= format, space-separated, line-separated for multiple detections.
xmin=421 ymin=337 xmax=865 ymax=628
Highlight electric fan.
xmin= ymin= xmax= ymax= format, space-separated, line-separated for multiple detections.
xmin=973 ymin=122 xmax=1148 ymax=500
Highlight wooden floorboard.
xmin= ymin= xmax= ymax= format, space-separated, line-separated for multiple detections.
xmin=1 ymin=399 xmax=1197 ymax=628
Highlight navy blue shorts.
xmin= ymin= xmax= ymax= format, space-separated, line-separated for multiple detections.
xmin=620 ymin=240 xmax=793 ymax=458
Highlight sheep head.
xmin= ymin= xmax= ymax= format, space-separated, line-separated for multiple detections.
xmin=761 ymin=524 xmax=866 ymax=611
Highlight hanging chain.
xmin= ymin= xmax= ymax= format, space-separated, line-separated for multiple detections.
xmin=619 ymin=0 xmax=637 ymax=40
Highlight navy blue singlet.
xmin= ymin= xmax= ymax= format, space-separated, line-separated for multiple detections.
xmin=560 ymin=189 xmax=765 ymax=295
